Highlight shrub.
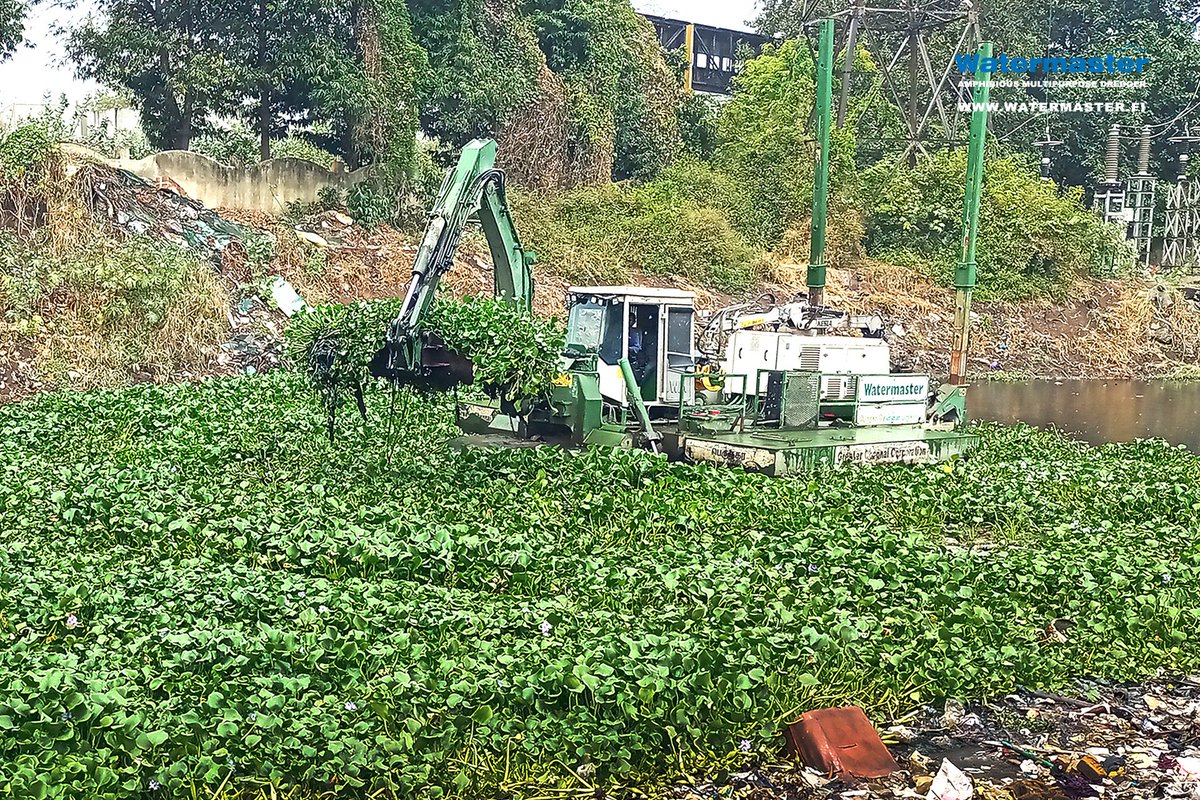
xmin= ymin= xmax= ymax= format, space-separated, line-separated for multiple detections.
xmin=715 ymin=39 xmax=858 ymax=247
xmin=271 ymin=136 xmax=336 ymax=168
xmin=0 ymin=123 xmax=55 ymax=179
xmin=677 ymin=93 xmax=719 ymax=159
xmin=347 ymin=181 xmax=394 ymax=228
xmin=112 ymin=128 xmax=152 ymax=159
xmin=316 ymin=185 xmax=344 ymax=211
xmin=861 ymin=150 xmax=1136 ymax=300
xmin=191 ymin=122 xmax=259 ymax=166
xmin=513 ymin=174 xmax=769 ymax=293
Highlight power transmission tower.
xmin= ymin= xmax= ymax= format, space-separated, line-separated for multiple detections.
xmin=826 ymin=0 xmax=981 ymax=162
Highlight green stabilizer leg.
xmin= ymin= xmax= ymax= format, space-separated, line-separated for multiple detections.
xmin=807 ymin=17 xmax=834 ymax=308
xmin=619 ymin=358 xmax=662 ymax=454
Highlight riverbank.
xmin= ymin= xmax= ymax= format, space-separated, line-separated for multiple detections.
xmin=3 ymin=207 xmax=1198 ymax=405
xmin=810 ymin=259 xmax=1200 ymax=382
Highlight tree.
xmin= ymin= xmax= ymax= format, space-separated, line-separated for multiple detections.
xmin=978 ymin=0 xmax=1200 ymax=186
xmin=225 ymin=0 xmax=367 ymax=161
xmin=754 ymin=0 xmax=1200 ymax=187
xmin=69 ymin=0 xmax=242 ymax=149
xmin=356 ymin=0 xmax=423 ymax=174
xmin=407 ymin=0 xmax=541 ymax=147
xmin=524 ymin=0 xmax=683 ymax=181
xmin=0 ymin=0 xmax=23 ymax=61
xmin=67 ymin=0 xmax=684 ymax=188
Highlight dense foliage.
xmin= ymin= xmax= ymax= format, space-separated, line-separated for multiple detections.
xmin=4 ymin=374 xmax=1200 ymax=797
xmin=6 ymin=94 xmax=153 ymax=162
xmin=861 ymin=150 xmax=1136 ymax=300
xmin=68 ymin=0 xmax=682 ymax=189
xmin=0 ymin=0 xmax=23 ymax=62
xmin=754 ymin=0 xmax=1200 ymax=187
xmin=424 ymin=296 xmax=566 ymax=399
xmin=285 ymin=297 xmax=566 ymax=423
xmin=715 ymin=39 xmax=824 ymax=246
xmin=191 ymin=123 xmax=338 ymax=167
xmin=513 ymin=160 xmax=769 ymax=293
xmin=354 ymin=0 xmax=426 ymax=201
xmin=702 ymin=39 xmax=890 ymax=248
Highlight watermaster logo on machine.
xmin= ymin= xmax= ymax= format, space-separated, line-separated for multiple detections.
xmin=861 ymin=382 xmax=928 ymax=399
xmin=954 ymin=49 xmax=1150 ymax=75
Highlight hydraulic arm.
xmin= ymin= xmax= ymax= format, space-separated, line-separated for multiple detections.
xmin=369 ymin=139 xmax=534 ymax=390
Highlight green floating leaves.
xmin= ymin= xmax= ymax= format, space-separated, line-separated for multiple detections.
xmin=2 ymin=372 xmax=1200 ymax=798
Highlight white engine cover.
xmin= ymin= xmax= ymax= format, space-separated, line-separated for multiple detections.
xmin=722 ymin=331 xmax=891 ymax=400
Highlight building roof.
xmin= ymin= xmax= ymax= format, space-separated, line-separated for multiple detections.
xmin=568 ymin=285 xmax=698 ymax=301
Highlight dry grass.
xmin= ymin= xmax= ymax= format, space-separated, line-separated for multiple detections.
xmin=0 ymin=150 xmax=236 ymax=397
xmin=758 ymin=241 xmax=1200 ymax=382
xmin=18 ymin=254 xmax=228 ymax=391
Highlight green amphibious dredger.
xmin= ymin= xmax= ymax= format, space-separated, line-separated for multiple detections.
xmin=369 ymin=23 xmax=997 ymax=476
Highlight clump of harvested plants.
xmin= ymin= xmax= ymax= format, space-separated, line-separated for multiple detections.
xmin=284 ymin=298 xmax=403 ymax=422
xmin=285 ymin=296 xmax=565 ymax=421
xmin=424 ymin=295 xmax=566 ymax=400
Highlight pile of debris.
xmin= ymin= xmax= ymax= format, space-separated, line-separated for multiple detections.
xmin=73 ymin=163 xmax=251 ymax=264
xmin=675 ymin=677 xmax=1200 ymax=800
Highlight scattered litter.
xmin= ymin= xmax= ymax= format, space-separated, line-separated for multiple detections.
xmin=79 ymin=164 xmax=250 ymax=264
xmin=663 ymin=678 xmax=1200 ymax=800
xmin=269 ymin=277 xmax=309 ymax=317
xmin=295 ymin=229 xmax=331 ymax=248
xmin=1174 ymin=755 xmax=1200 ymax=779
xmin=943 ymin=700 xmax=966 ymax=729
xmin=928 ymin=759 xmax=973 ymax=800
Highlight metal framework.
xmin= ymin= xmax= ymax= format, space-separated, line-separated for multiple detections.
xmin=643 ymin=15 xmax=774 ymax=95
xmin=824 ymin=0 xmax=981 ymax=160
xmin=1164 ymin=180 xmax=1200 ymax=272
xmin=1093 ymin=184 xmax=1125 ymax=227
xmin=1162 ymin=127 xmax=1200 ymax=271
xmin=1126 ymin=176 xmax=1155 ymax=266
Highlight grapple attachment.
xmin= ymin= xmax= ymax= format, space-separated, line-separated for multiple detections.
xmin=369 ymin=332 xmax=475 ymax=393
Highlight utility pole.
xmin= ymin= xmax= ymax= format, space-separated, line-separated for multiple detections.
xmin=682 ymin=24 xmax=695 ymax=94
xmin=948 ymin=41 xmax=991 ymax=386
xmin=807 ymin=17 xmax=835 ymax=308
xmin=1032 ymin=125 xmax=1063 ymax=182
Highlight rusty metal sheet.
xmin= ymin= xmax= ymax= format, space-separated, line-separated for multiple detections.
xmin=784 ymin=706 xmax=899 ymax=779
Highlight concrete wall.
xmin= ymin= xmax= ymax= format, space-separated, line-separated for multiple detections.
xmin=103 ymin=150 xmax=369 ymax=213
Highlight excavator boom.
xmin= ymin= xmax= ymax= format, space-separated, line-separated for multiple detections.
xmin=369 ymin=139 xmax=534 ymax=390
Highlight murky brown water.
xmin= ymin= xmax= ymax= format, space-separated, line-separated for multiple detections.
xmin=971 ymin=380 xmax=1200 ymax=449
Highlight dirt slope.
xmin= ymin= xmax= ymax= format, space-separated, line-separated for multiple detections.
xmin=4 ymin=206 xmax=1198 ymax=406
